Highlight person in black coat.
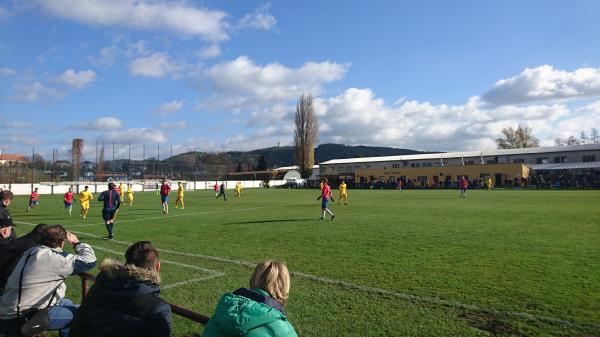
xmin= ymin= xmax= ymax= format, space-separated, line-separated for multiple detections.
xmin=0 ymin=223 xmax=49 ymax=290
xmin=0 ymin=190 xmax=16 ymax=244
xmin=68 ymin=241 xmax=172 ymax=337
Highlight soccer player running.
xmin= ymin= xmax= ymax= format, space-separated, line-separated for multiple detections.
xmin=127 ymin=184 xmax=134 ymax=206
xmin=160 ymin=179 xmax=171 ymax=214
xmin=459 ymin=176 xmax=469 ymax=199
xmin=64 ymin=187 xmax=75 ymax=215
xmin=216 ymin=182 xmax=227 ymax=201
xmin=175 ymin=182 xmax=185 ymax=209
xmin=318 ymin=178 xmax=335 ymax=220
xmin=98 ymin=182 xmax=121 ymax=239
xmin=26 ymin=187 xmax=39 ymax=213
xmin=338 ymin=180 xmax=348 ymax=205
xmin=78 ymin=185 xmax=93 ymax=219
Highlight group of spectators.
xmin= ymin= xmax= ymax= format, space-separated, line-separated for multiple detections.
xmin=527 ymin=171 xmax=600 ymax=189
xmin=0 ymin=189 xmax=298 ymax=337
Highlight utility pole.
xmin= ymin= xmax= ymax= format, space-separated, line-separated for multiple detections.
xmin=142 ymin=144 xmax=145 ymax=179
xmin=112 ymin=141 xmax=115 ymax=174
xmin=157 ymin=144 xmax=160 ymax=177
xmin=128 ymin=142 xmax=131 ymax=180
xmin=95 ymin=139 xmax=98 ymax=181
xmin=170 ymin=145 xmax=173 ymax=179
xmin=31 ymin=148 xmax=34 ymax=191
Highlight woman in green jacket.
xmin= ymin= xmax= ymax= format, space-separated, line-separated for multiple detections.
xmin=202 ymin=260 xmax=298 ymax=337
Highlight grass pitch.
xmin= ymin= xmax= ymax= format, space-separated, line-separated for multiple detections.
xmin=9 ymin=188 xmax=600 ymax=337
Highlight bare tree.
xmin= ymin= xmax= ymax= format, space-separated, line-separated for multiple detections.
xmin=294 ymin=94 xmax=319 ymax=178
xmin=496 ymin=124 xmax=540 ymax=149
xmin=579 ymin=131 xmax=588 ymax=144
xmin=591 ymin=128 xmax=599 ymax=144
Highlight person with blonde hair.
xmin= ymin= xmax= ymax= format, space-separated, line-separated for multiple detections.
xmin=202 ymin=260 xmax=297 ymax=337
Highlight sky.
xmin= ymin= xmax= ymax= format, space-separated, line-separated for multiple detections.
xmin=1 ymin=0 xmax=599 ymax=160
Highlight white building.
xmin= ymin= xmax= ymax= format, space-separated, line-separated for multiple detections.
xmin=319 ymin=144 xmax=600 ymax=178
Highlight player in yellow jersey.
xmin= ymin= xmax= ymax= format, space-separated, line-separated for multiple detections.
xmin=235 ymin=182 xmax=243 ymax=199
xmin=78 ymin=185 xmax=93 ymax=219
xmin=338 ymin=180 xmax=348 ymax=205
xmin=127 ymin=183 xmax=134 ymax=206
xmin=118 ymin=182 xmax=125 ymax=201
xmin=486 ymin=177 xmax=493 ymax=191
xmin=175 ymin=182 xmax=185 ymax=209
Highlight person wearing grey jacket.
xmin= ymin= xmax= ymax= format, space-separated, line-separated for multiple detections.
xmin=0 ymin=225 xmax=96 ymax=337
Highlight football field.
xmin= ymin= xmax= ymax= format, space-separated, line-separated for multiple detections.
xmin=10 ymin=188 xmax=600 ymax=337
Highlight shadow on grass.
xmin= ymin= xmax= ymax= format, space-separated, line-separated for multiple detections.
xmin=221 ymin=218 xmax=316 ymax=225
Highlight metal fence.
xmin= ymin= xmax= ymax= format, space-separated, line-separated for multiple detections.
xmin=0 ymin=142 xmax=230 ymax=184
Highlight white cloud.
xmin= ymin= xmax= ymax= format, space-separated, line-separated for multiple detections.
xmin=55 ymin=68 xmax=96 ymax=88
xmin=36 ymin=0 xmax=229 ymax=41
xmin=197 ymin=44 xmax=221 ymax=59
xmin=129 ymin=52 xmax=181 ymax=78
xmin=107 ymin=128 xmax=167 ymax=144
xmin=158 ymin=121 xmax=187 ymax=129
xmin=1 ymin=132 xmax=40 ymax=146
xmin=89 ymin=46 xmax=119 ymax=67
xmin=200 ymin=56 xmax=349 ymax=111
xmin=0 ymin=120 xmax=34 ymax=129
xmin=154 ymin=100 xmax=183 ymax=116
xmin=247 ymin=104 xmax=293 ymax=127
xmin=306 ymin=88 xmax=574 ymax=151
xmin=237 ymin=5 xmax=276 ymax=30
xmin=0 ymin=67 xmax=16 ymax=76
xmin=483 ymin=65 xmax=600 ymax=105
xmin=10 ymin=81 xmax=65 ymax=102
xmin=75 ymin=117 xmax=122 ymax=130
xmin=0 ymin=5 xmax=11 ymax=22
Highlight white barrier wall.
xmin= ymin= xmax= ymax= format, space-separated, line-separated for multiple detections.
xmin=2 ymin=180 xmax=288 ymax=195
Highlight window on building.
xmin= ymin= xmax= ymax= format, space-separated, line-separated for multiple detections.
xmin=583 ymin=155 xmax=596 ymax=162
xmin=536 ymin=157 xmax=549 ymax=164
xmin=486 ymin=160 xmax=496 ymax=164
xmin=513 ymin=158 xmax=525 ymax=164
xmin=553 ymin=156 xmax=567 ymax=163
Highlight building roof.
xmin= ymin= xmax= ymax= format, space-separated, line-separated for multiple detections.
xmin=319 ymin=144 xmax=600 ymax=165
xmin=528 ymin=161 xmax=600 ymax=170
xmin=0 ymin=154 xmax=28 ymax=161
xmin=274 ymin=165 xmax=319 ymax=171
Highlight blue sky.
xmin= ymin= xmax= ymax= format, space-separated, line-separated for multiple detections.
xmin=1 ymin=0 xmax=599 ymax=160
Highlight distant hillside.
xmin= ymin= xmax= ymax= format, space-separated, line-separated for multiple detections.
xmin=169 ymin=143 xmax=427 ymax=171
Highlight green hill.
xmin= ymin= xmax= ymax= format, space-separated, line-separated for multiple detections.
xmin=168 ymin=143 xmax=428 ymax=171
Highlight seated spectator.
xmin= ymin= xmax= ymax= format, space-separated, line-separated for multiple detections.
xmin=0 ymin=190 xmax=16 ymax=244
xmin=202 ymin=260 xmax=297 ymax=337
xmin=0 ymin=225 xmax=96 ymax=337
xmin=0 ymin=223 xmax=49 ymax=290
xmin=69 ymin=241 xmax=172 ymax=337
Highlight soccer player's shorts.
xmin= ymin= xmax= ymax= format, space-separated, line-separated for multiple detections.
xmin=29 ymin=200 xmax=38 ymax=207
xmin=102 ymin=208 xmax=117 ymax=221
xmin=321 ymin=198 xmax=329 ymax=208
xmin=161 ymin=195 xmax=168 ymax=203
xmin=64 ymin=201 xmax=72 ymax=207
xmin=177 ymin=194 xmax=183 ymax=200
xmin=128 ymin=194 xmax=134 ymax=200
xmin=81 ymin=202 xmax=90 ymax=210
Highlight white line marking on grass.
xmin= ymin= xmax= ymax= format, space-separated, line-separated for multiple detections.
xmin=14 ymin=220 xmax=599 ymax=330
xmin=83 ymin=244 xmax=225 ymax=290
xmin=64 ymin=205 xmax=277 ymax=228
xmin=162 ymin=275 xmax=224 ymax=290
